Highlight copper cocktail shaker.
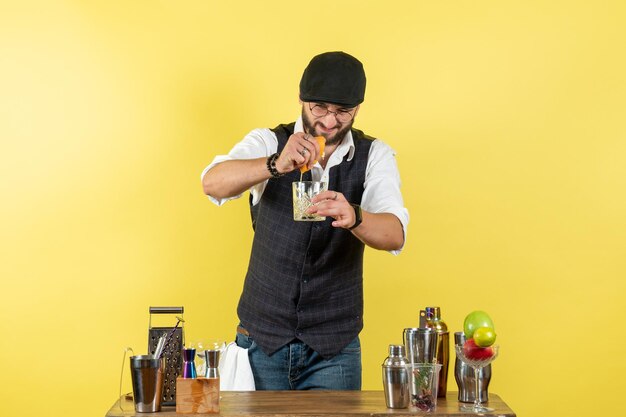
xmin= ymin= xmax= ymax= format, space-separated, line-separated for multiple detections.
xmin=422 ymin=307 xmax=449 ymax=398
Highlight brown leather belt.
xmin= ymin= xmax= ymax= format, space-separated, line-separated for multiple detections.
xmin=236 ymin=325 xmax=250 ymax=337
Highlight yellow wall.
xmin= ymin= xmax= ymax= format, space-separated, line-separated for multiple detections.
xmin=1 ymin=1 xmax=624 ymax=416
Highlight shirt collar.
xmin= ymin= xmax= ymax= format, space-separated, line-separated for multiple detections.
xmin=294 ymin=116 xmax=356 ymax=161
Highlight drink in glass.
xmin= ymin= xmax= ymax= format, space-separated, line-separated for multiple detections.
xmin=292 ymin=181 xmax=327 ymax=221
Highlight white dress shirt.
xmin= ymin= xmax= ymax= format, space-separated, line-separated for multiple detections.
xmin=201 ymin=117 xmax=409 ymax=253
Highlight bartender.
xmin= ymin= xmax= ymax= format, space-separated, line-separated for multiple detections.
xmin=201 ymin=51 xmax=409 ymax=390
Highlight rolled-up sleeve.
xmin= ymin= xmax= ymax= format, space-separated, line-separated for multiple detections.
xmin=200 ymin=128 xmax=277 ymax=206
xmin=361 ymin=140 xmax=409 ymax=255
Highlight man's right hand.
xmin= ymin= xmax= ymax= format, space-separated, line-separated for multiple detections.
xmin=275 ymin=132 xmax=323 ymax=174
xmin=202 ymin=132 xmax=324 ymax=201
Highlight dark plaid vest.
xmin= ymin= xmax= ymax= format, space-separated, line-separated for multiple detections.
xmin=237 ymin=123 xmax=374 ymax=358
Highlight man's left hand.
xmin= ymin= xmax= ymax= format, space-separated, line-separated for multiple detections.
xmin=307 ymin=190 xmax=357 ymax=229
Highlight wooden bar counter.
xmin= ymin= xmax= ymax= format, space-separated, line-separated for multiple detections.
xmin=105 ymin=391 xmax=516 ymax=416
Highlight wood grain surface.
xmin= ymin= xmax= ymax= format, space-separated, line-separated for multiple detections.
xmin=106 ymin=390 xmax=516 ymax=416
xmin=175 ymin=377 xmax=220 ymax=414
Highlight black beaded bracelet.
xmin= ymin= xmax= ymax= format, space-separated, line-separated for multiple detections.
xmin=266 ymin=153 xmax=283 ymax=178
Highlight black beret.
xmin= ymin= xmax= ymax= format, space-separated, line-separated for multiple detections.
xmin=299 ymin=51 xmax=366 ymax=107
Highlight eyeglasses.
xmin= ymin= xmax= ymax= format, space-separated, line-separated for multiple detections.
xmin=309 ymin=103 xmax=356 ymax=123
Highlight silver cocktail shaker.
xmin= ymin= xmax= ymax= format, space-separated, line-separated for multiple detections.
xmin=382 ymin=344 xmax=410 ymax=409
xmin=454 ymin=332 xmax=491 ymax=403
xmin=403 ymin=327 xmax=437 ymax=364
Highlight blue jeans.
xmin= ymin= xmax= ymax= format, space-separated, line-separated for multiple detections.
xmin=235 ymin=329 xmax=362 ymax=390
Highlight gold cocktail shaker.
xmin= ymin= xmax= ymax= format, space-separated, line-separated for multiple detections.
xmin=421 ymin=307 xmax=449 ymax=398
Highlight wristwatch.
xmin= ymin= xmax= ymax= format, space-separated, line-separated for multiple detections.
xmin=348 ymin=204 xmax=362 ymax=230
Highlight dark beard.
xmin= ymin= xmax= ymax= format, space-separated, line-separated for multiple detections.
xmin=301 ymin=108 xmax=354 ymax=146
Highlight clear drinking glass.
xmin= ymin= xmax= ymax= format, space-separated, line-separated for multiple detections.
xmin=292 ymin=181 xmax=327 ymax=221
xmin=407 ymin=363 xmax=442 ymax=412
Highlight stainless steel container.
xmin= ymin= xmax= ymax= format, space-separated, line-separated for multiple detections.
xmin=454 ymin=332 xmax=491 ymax=403
xmin=403 ymin=327 xmax=437 ymax=364
xmin=130 ymin=355 xmax=165 ymax=413
xmin=423 ymin=307 xmax=450 ymax=398
xmin=382 ymin=345 xmax=410 ymax=409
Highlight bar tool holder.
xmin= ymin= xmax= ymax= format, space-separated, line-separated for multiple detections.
xmin=148 ymin=306 xmax=184 ymax=405
xmin=175 ymin=348 xmax=221 ymax=414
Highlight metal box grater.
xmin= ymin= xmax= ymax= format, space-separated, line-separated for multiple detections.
xmin=148 ymin=306 xmax=184 ymax=406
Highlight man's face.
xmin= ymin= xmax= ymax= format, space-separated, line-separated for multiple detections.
xmin=301 ymin=102 xmax=359 ymax=146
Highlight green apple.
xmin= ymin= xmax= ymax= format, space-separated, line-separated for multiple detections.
xmin=463 ymin=310 xmax=495 ymax=339
xmin=473 ymin=326 xmax=496 ymax=347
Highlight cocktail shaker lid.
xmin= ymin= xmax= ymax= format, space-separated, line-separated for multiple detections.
xmin=389 ymin=344 xmax=406 ymax=357
xmin=424 ymin=306 xmax=449 ymax=332
xmin=425 ymin=306 xmax=441 ymax=319
xmin=383 ymin=344 xmax=409 ymax=367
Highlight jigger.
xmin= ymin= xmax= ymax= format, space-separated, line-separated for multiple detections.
xmin=182 ymin=348 xmax=197 ymax=378
xmin=204 ymin=349 xmax=220 ymax=378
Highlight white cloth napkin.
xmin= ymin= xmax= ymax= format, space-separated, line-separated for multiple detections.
xmin=217 ymin=341 xmax=255 ymax=391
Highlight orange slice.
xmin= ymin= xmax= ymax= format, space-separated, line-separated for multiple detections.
xmin=300 ymin=136 xmax=326 ymax=173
